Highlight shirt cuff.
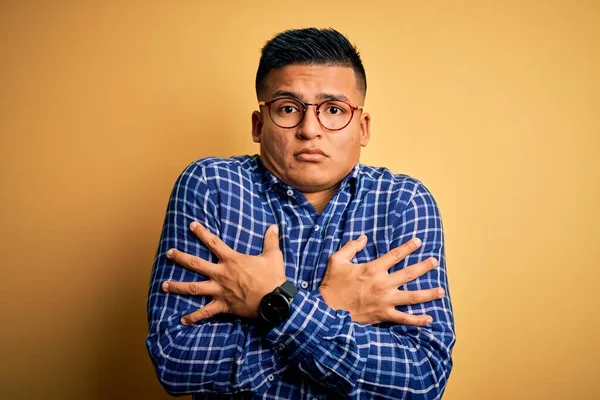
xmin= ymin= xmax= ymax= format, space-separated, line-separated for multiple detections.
xmin=265 ymin=289 xmax=344 ymax=359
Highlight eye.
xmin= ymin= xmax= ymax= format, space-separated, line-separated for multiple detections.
xmin=323 ymin=102 xmax=349 ymax=116
xmin=273 ymin=99 xmax=302 ymax=116
xmin=280 ymin=105 xmax=298 ymax=114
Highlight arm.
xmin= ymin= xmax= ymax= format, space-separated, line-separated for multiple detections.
xmin=146 ymin=163 xmax=280 ymax=395
xmin=265 ymin=182 xmax=455 ymax=399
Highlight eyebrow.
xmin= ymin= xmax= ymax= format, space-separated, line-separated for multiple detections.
xmin=270 ymin=90 xmax=350 ymax=103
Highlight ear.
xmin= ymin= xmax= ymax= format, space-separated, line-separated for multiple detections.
xmin=359 ymin=112 xmax=371 ymax=147
xmin=252 ymin=110 xmax=264 ymax=143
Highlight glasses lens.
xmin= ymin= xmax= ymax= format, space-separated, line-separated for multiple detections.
xmin=269 ymin=98 xmax=304 ymax=128
xmin=318 ymin=101 xmax=353 ymax=130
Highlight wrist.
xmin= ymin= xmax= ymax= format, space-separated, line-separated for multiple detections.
xmin=258 ymin=281 xmax=299 ymax=326
xmin=319 ymin=285 xmax=339 ymax=310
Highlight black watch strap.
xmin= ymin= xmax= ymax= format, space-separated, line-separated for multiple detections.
xmin=277 ymin=281 xmax=299 ymax=300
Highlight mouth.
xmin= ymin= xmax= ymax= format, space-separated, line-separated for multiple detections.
xmin=294 ymin=148 xmax=328 ymax=162
xmin=294 ymin=148 xmax=327 ymax=157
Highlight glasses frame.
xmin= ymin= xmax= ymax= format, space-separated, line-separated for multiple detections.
xmin=258 ymin=97 xmax=363 ymax=131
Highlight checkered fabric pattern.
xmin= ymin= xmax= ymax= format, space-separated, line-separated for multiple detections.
xmin=147 ymin=155 xmax=455 ymax=399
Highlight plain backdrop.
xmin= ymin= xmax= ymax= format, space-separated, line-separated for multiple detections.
xmin=1 ymin=1 xmax=598 ymax=399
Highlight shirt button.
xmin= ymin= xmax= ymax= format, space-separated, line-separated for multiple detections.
xmin=314 ymin=225 xmax=320 ymax=231
xmin=300 ymin=281 xmax=309 ymax=289
xmin=278 ymin=343 xmax=285 ymax=350
xmin=267 ymin=374 xmax=275 ymax=382
xmin=286 ymin=189 xmax=294 ymax=196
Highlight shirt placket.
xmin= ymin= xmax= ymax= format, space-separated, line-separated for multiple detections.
xmin=264 ymin=185 xmax=310 ymax=285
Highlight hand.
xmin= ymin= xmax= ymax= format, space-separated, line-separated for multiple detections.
xmin=161 ymin=222 xmax=286 ymax=325
xmin=319 ymin=236 xmax=444 ymax=326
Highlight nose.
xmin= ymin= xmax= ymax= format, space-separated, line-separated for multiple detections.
xmin=296 ymin=105 xmax=323 ymax=140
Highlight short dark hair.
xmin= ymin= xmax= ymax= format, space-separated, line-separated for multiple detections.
xmin=255 ymin=28 xmax=367 ymax=98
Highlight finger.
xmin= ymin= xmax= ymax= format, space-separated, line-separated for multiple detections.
xmin=162 ymin=280 xmax=221 ymax=297
xmin=333 ymin=235 xmax=368 ymax=262
xmin=181 ymin=300 xmax=226 ymax=325
xmin=262 ymin=225 xmax=281 ymax=254
xmin=392 ymin=287 xmax=445 ymax=306
xmin=372 ymin=238 xmax=422 ymax=271
xmin=189 ymin=221 xmax=233 ymax=259
xmin=387 ymin=311 xmax=433 ymax=327
xmin=389 ymin=257 xmax=438 ymax=286
xmin=167 ymin=248 xmax=217 ymax=276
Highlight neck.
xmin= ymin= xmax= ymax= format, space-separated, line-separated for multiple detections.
xmin=302 ymin=185 xmax=340 ymax=214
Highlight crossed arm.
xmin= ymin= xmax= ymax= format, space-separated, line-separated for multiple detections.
xmin=146 ymin=168 xmax=455 ymax=398
xmin=164 ymin=222 xmax=441 ymax=327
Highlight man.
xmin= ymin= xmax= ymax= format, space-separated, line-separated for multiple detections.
xmin=147 ymin=28 xmax=455 ymax=399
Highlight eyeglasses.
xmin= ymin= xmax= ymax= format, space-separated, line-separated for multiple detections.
xmin=258 ymin=97 xmax=363 ymax=131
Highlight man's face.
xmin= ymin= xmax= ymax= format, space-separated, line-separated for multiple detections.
xmin=252 ymin=64 xmax=371 ymax=193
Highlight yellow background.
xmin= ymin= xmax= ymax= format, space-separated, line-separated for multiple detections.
xmin=1 ymin=1 xmax=598 ymax=399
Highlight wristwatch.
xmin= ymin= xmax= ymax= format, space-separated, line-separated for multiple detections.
xmin=258 ymin=281 xmax=298 ymax=326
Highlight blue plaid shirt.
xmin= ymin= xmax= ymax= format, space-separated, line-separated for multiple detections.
xmin=147 ymin=155 xmax=455 ymax=399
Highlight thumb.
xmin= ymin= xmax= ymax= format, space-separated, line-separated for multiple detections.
xmin=334 ymin=234 xmax=368 ymax=262
xmin=181 ymin=300 xmax=225 ymax=325
xmin=262 ymin=224 xmax=281 ymax=254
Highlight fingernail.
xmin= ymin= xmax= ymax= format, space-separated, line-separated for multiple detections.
xmin=431 ymin=258 xmax=438 ymax=267
xmin=271 ymin=225 xmax=279 ymax=234
xmin=190 ymin=221 xmax=198 ymax=230
xmin=162 ymin=282 xmax=169 ymax=291
xmin=426 ymin=316 xmax=433 ymax=324
xmin=438 ymin=288 xmax=445 ymax=297
xmin=180 ymin=317 xmax=188 ymax=325
xmin=359 ymin=234 xmax=367 ymax=242
xmin=167 ymin=249 xmax=174 ymax=258
xmin=413 ymin=238 xmax=422 ymax=246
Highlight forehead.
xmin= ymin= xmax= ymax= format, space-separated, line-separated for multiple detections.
xmin=263 ymin=64 xmax=362 ymax=102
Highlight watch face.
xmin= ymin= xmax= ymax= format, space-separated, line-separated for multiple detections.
xmin=259 ymin=293 xmax=290 ymax=325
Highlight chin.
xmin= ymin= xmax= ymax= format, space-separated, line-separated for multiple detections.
xmin=290 ymin=175 xmax=335 ymax=192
